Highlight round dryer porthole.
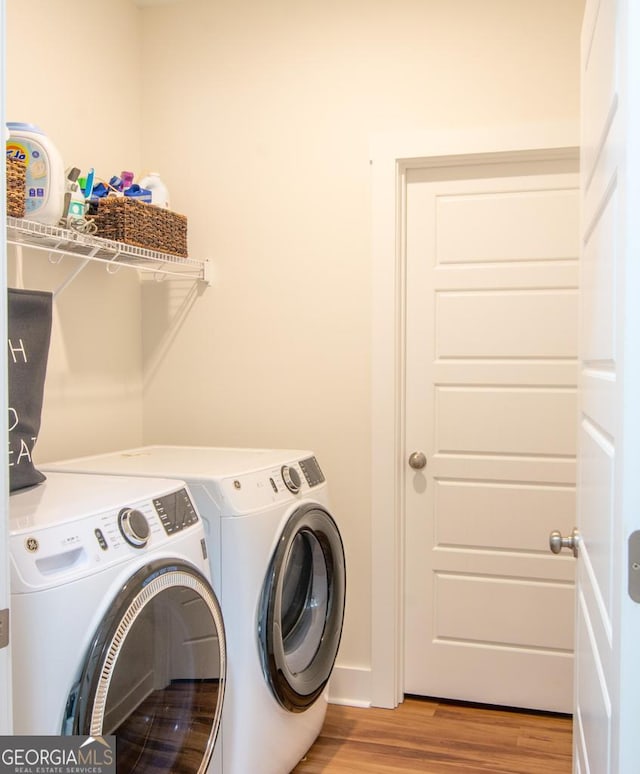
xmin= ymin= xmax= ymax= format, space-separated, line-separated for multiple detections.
xmin=259 ymin=504 xmax=346 ymax=713
xmin=68 ymin=561 xmax=226 ymax=774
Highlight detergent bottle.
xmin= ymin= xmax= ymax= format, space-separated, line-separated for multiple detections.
xmin=6 ymin=122 xmax=65 ymax=225
xmin=139 ymin=172 xmax=171 ymax=209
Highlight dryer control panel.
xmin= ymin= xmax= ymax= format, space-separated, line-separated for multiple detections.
xmin=280 ymin=456 xmax=325 ymax=493
xmin=220 ymin=455 xmax=328 ymax=515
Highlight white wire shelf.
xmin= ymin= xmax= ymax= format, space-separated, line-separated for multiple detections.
xmin=6 ymin=216 xmax=210 ymax=284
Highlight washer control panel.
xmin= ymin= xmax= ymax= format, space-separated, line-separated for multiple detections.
xmin=153 ymin=488 xmax=199 ymax=535
xmin=281 ymin=465 xmax=302 ymax=494
xmin=118 ymin=507 xmax=151 ymax=548
xmin=10 ymin=485 xmax=201 ymax=590
xmin=299 ymin=456 xmax=325 ymax=487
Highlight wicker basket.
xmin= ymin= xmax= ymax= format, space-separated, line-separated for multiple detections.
xmin=88 ymin=196 xmax=188 ymax=258
xmin=6 ymin=156 xmax=26 ymax=218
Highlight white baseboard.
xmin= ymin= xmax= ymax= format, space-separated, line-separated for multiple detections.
xmin=328 ymin=664 xmax=372 ymax=708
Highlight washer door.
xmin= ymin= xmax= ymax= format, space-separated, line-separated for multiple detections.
xmin=67 ymin=560 xmax=225 ymax=774
xmin=259 ymin=504 xmax=346 ymax=712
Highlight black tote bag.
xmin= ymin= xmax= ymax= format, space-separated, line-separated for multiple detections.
xmin=7 ymin=288 xmax=53 ymax=491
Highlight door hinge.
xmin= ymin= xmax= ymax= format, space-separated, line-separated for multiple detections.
xmin=0 ymin=608 xmax=8 ymax=649
xmin=628 ymin=531 xmax=640 ymax=603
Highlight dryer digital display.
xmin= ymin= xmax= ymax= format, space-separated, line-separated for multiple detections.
xmin=153 ymin=488 xmax=199 ymax=534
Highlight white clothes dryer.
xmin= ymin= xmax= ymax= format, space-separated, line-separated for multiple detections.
xmin=44 ymin=447 xmax=347 ymax=774
xmin=10 ymin=471 xmax=226 ymax=774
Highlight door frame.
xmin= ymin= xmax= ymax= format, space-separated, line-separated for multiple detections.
xmin=0 ymin=0 xmax=12 ymax=735
xmin=369 ymin=124 xmax=580 ymax=709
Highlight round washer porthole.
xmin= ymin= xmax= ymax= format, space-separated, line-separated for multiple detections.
xmin=69 ymin=561 xmax=226 ymax=774
xmin=259 ymin=504 xmax=346 ymax=712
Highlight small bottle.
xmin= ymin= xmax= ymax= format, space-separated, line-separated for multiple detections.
xmin=138 ymin=172 xmax=170 ymax=209
xmin=60 ymin=167 xmax=86 ymax=226
xmin=121 ymin=170 xmax=134 ymax=190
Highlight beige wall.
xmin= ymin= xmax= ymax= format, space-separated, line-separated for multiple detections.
xmin=6 ymin=0 xmax=145 ymax=460
xmin=5 ymin=0 xmax=584 ymax=698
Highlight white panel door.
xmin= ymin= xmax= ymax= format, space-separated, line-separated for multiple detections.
xmin=574 ymin=0 xmax=640 ymax=771
xmin=404 ymin=159 xmax=579 ymax=712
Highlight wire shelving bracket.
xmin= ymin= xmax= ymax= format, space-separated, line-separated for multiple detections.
xmin=6 ymin=217 xmax=210 ymax=295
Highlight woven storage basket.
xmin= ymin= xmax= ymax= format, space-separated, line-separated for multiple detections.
xmin=89 ymin=197 xmax=188 ymax=258
xmin=6 ymin=156 xmax=26 ymax=218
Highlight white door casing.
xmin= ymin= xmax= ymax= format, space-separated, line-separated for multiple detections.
xmin=370 ymin=123 xmax=580 ymax=709
xmin=403 ymin=161 xmax=579 ymax=712
xmin=574 ymin=0 xmax=640 ymax=771
xmin=0 ymin=0 xmax=13 ymax=735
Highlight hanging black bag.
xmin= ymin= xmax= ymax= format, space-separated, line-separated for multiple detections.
xmin=7 ymin=288 xmax=53 ymax=491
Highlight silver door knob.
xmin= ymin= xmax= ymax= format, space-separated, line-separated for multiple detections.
xmin=408 ymin=451 xmax=427 ymax=470
xmin=549 ymin=527 xmax=580 ymax=558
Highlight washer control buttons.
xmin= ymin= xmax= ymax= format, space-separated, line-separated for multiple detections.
xmin=25 ymin=537 xmax=39 ymax=553
xmin=94 ymin=528 xmax=108 ymax=551
xmin=118 ymin=508 xmax=150 ymax=548
xmin=281 ymin=465 xmax=301 ymax=494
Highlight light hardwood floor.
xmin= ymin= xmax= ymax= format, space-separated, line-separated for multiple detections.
xmin=293 ymin=697 xmax=572 ymax=774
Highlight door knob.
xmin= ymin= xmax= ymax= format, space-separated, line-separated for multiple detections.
xmin=408 ymin=451 xmax=427 ymax=470
xmin=549 ymin=527 xmax=580 ymax=558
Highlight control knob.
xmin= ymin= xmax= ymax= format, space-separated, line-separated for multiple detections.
xmin=118 ymin=507 xmax=150 ymax=548
xmin=281 ymin=465 xmax=301 ymax=494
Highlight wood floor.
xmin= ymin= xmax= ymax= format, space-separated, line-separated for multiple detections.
xmin=293 ymin=697 xmax=573 ymax=774
xmin=114 ymin=680 xmax=220 ymax=773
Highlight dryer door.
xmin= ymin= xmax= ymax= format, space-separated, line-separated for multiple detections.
xmin=67 ymin=560 xmax=225 ymax=774
xmin=259 ymin=504 xmax=346 ymax=712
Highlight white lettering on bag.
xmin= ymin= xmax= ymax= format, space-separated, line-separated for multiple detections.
xmin=8 ymin=337 xmax=28 ymax=363
xmin=16 ymin=438 xmax=33 ymax=465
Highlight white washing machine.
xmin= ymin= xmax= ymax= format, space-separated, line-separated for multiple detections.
xmin=44 ymin=447 xmax=347 ymax=774
xmin=10 ymin=471 xmax=226 ymax=774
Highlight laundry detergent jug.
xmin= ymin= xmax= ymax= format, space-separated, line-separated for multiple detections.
xmin=6 ymin=122 xmax=65 ymax=225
